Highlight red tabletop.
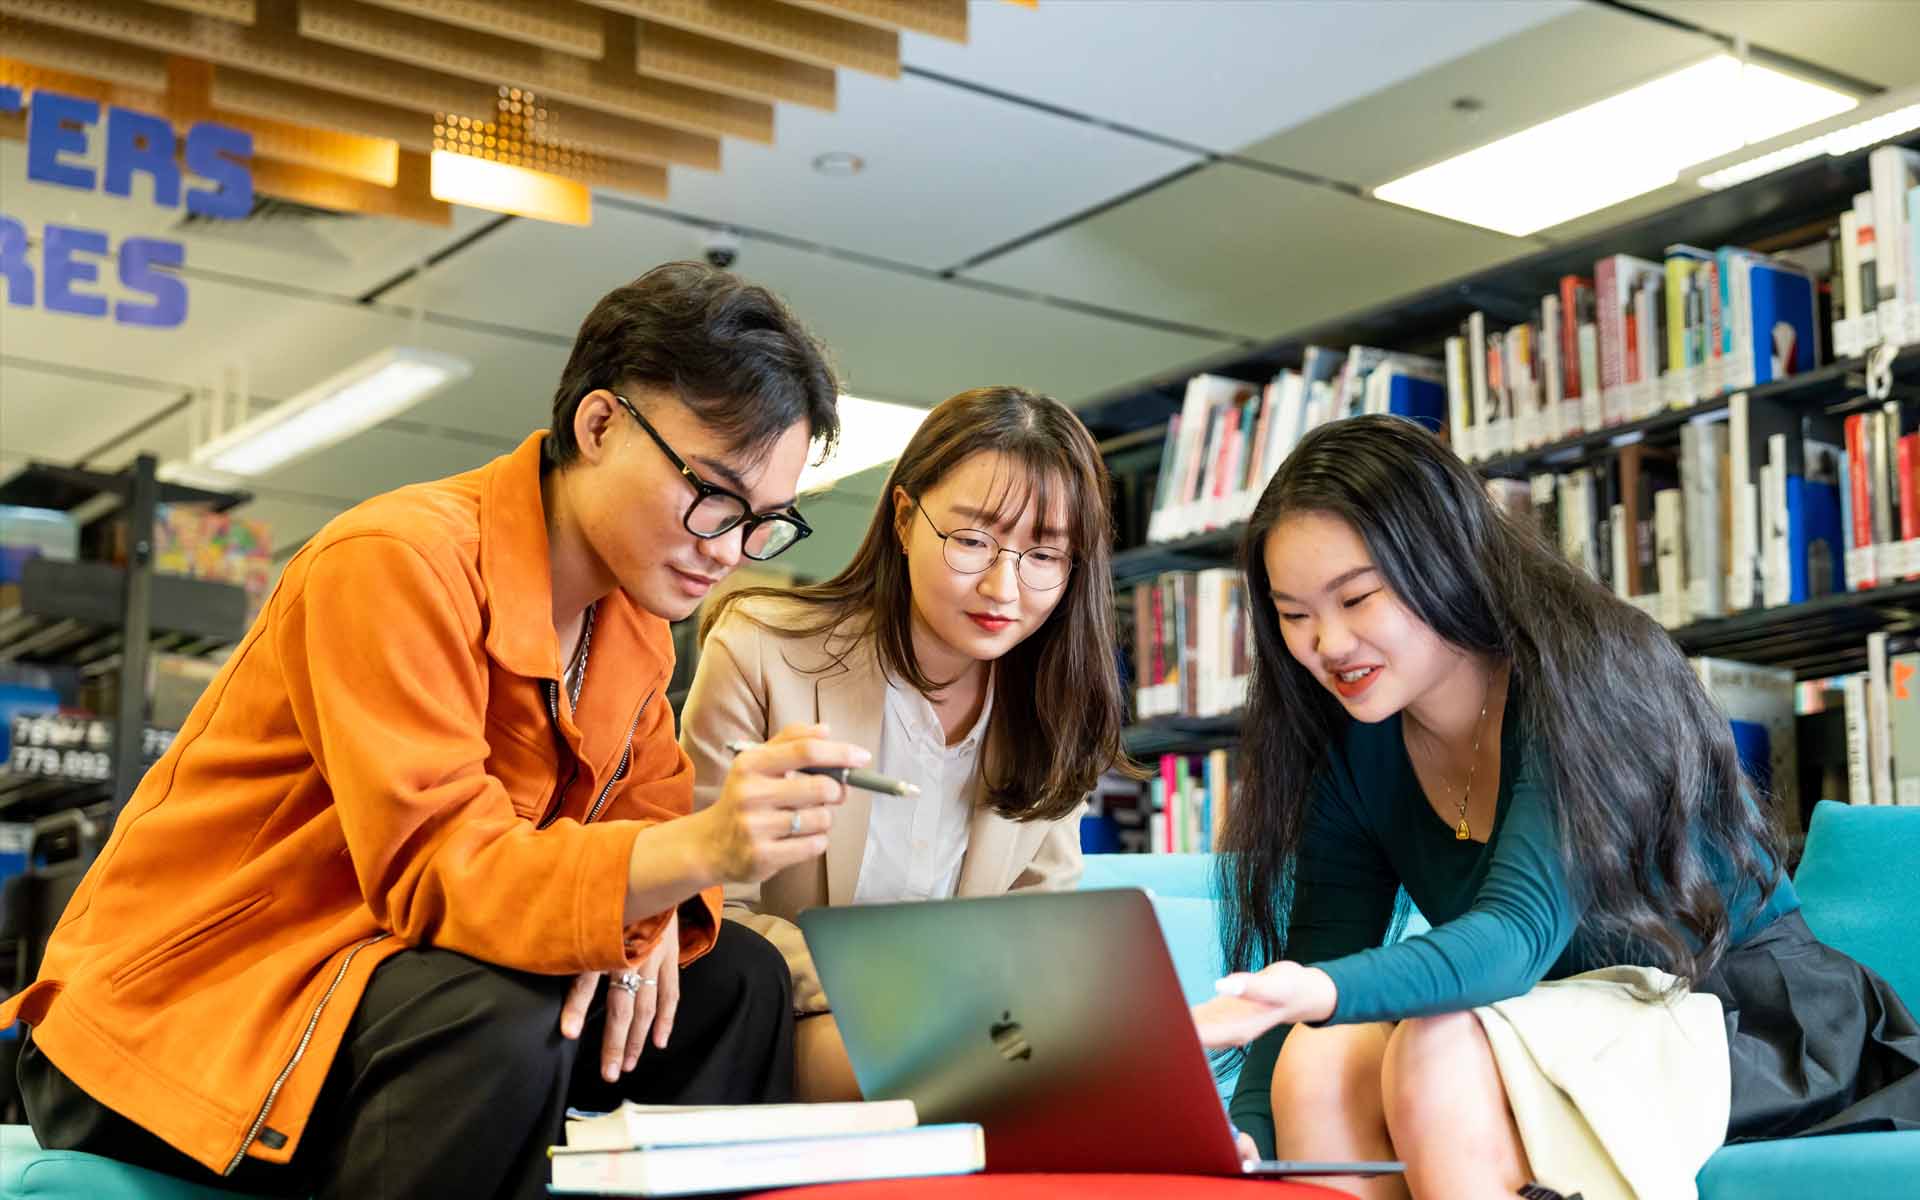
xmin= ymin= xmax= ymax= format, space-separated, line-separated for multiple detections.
xmin=742 ymin=1175 xmax=1356 ymax=1198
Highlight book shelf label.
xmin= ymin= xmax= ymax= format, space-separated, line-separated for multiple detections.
xmin=1847 ymin=545 xmax=1879 ymax=590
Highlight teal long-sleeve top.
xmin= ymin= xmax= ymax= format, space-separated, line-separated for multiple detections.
xmin=1227 ymin=701 xmax=1799 ymax=1158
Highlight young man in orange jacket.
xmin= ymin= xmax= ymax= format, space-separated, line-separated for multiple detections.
xmin=2 ymin=262 xmax=870 ymax=1198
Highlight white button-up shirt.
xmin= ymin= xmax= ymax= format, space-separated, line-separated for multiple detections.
xmin=851 ymin=673 xmax=994 ymax=905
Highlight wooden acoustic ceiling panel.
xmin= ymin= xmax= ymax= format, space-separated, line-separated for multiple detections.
xmin=0 ymin=0 xmax=504 ymax=118
xmin=0 ymin=14 xmax=172 ymax=92
xmin=140 ymin=0 xmax=258 ymax=20
xmin=786 ymin=0 xmax=964 ymax=43
xmin=634 ymin=19 xmax=834 ymax=110
xmin=211 ymin=64 xmax=438 ymax=152
xmin=169 ymin=56 xmax=401 ymax=186
xmin=298 ymin=0 xmax=774 ymax=142
xmin=356 ymin=0 xmax=607 ymax=59
xmin=0 ymin=0 xmax=978 ymax=223
xmin=586 ymin=0 xmax=901 ymax=78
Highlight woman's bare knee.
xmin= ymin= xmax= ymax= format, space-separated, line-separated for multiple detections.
xmin=1270 ymin=1022 xmax=1394 ymax=1142
xmin=1269 ymin=1022 xmax=1404 ymax=1200
xmin=1382 ymin=1012 xmax=1529 ymax=1194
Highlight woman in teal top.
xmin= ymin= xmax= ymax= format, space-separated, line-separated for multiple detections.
xmin=1191 ymin=416 xmax=1920 ymax=1199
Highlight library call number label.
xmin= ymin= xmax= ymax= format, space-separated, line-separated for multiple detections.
xmin=7 ymin=715 xmax=175 ymax=783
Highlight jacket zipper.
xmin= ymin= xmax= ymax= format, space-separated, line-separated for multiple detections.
xmin=541 ymin=682 xmax=651 ymax=829
xmin=538 ymin=679 xmax=580 ymax=830
xmin=225 ymin=932 xmax=390 ymax=1176
xmin=585 ymin=695 xmax=649 ymax=825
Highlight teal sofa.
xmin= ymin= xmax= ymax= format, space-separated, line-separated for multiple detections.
xmin=1079 ymin=799 xmax=1920 ymax=1199
xmin=3 ymin=800 xmax=1913 ymax=1197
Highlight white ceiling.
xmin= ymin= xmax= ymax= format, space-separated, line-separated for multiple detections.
xmin=901 ymin=0 xmax=1577 ymax=154
xmin=0 ymin=0 xmax=1903 ymax=576
xmin=661 ymin=66 xmax=1202 ymax=271
xmin=960 ymin=161 xmax=1528 ymax=340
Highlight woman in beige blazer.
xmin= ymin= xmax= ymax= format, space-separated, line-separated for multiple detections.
xmin=680 ymin=386 xmax=1135 ymax=1100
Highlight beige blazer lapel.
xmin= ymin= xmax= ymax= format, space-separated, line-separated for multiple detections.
xmin=816 ymin=637 xmax=884 ymax=907
xmin=953 ymin=737 xmax=1024 ymax=896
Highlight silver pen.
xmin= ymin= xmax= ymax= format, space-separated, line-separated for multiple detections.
xmin=724 ymin=740 xmax=921 ymax=797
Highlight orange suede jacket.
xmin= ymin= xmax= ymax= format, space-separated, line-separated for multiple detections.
xmin=0 ymin=432 xmax=720 ymax=1175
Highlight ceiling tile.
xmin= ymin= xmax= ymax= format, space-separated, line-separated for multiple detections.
xmin=662 ymin=68 xmax=1199 ymax=269
xmin=381 ymin=200 xmax=1240 ymax=406
xmin=1638 ymin=0 xmax=1920 ymax=91
xmin=902 ymin=0 xmax=1575 ymax=154
xmin=1238 ymin=5 xmax=1717 ymax=189
xmin=0 ymin=363 xmax=182 ymax=463
xmin=963 ymin=161 xmax=1527 ymax=342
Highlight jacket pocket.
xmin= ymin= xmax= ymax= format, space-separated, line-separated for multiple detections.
xmin=109 ymin=890 xmax=272 ymax=991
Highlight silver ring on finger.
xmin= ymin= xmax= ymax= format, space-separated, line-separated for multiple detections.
xmin=787 ymin=808 xmax=804 ymax=838
xmin=613 ymin=971 xmax=643 ymax=995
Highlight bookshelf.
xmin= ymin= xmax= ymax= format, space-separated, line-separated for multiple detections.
xmin=1078 ymin=134 xmax=1920 ymax=444
xmin=1096 ymin=129 xmax=1920 ymax=772
xmin=0 ymin=457 xmax=250 ymax=824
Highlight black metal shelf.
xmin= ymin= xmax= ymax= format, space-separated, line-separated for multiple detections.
xmin=1121 ymin=714 xmax=1243 ymax=758
xmin=1112 ymin=528 xmax=1243 ymax=589
xmin=1671 ymin=580 xmax=1920 ymax=677
xmin=0 ymin=461 xmax=248 ymax=515
xmin=0 ymin=558 xmax=247 ymax=661
xmin=0 ymin=456 xmax=245 ymax=820
xmin=0 ymin=774 xmax=109 ymax=822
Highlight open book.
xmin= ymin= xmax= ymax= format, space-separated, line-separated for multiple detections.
xmin=561 ymin=1099 xmax=920 ymax=1151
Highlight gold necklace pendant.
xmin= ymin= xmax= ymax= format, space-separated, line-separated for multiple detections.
xmin=1455 ymin=816 xmax=1471 ymax=840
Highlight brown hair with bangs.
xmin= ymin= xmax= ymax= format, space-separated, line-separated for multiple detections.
xmin=702 ymin=385 xmax=1137 ymax=821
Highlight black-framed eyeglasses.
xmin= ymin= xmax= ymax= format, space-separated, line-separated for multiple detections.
xmin=612 ymin=393 xmax=811 ymax=561
xmin=915 ymin=502 xmax=1072 ymax=591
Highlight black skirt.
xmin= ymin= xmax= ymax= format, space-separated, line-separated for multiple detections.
xmin=1699 ymin=910 xmax=1920 ymax=1140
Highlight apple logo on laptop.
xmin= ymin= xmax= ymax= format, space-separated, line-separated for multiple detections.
xmin=989 ymin=1011 xmax=1032 ymax=1063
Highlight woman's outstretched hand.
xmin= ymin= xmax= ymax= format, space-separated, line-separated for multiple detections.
xmin=1190 ymin=961 xmax=1338 ymax=1050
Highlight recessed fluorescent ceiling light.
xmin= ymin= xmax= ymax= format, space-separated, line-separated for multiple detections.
xmin=1373 ymin=55 xmax=1858 ymax=236
xmin=1697 ymin=101 xmax=1920 ymax=189
xmin=796 ymin=396 xmax=928 ymax=494
xmin=193 ymin=348 xmax=472 ymax=476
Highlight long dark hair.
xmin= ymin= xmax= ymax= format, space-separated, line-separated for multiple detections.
xmin=703 ymin=386 xmax=1134 ymax=821
xmin=1220 ymin=414 xmax=1782 ymax=992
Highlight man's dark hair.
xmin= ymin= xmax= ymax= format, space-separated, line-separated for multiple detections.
xmin=549 ymin=261 xmax=839 ymax=467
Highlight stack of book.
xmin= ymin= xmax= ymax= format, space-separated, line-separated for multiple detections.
xmin=548 ymin=1100 xmax=983 ymax=1196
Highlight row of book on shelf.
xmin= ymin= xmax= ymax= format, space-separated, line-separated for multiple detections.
xmin=1484 ymin=393 xmax=1920 ymax=629
xmin=1113 ymin=641 xmax=1919 ymax=857
xmin=1450 ymin=143 xmax=1920 ymax=462
xmin=1143 ymin=349 xmax=1446 ymax=545
xmin=1131 ymin=567 xmax=1251 ymax=720
xmin=1135 ymin=145 xmax=1920 ymax=549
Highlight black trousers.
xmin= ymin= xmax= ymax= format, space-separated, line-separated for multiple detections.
xmin=18 ymin=924 xmax=794 ymax=1200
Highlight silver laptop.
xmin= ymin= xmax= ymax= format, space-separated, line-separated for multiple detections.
xmin=799 ymin=888 xmax=1403 ymax=1178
